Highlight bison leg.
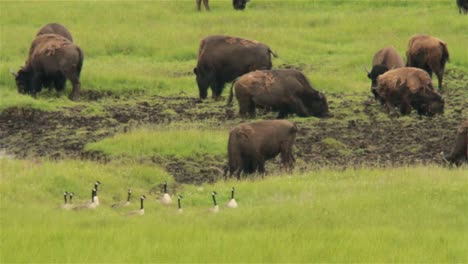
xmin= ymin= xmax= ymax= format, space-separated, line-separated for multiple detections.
xmin=280 ymin=141 xmax=295 ymax=172
xmin=196 ymin=0 xmax=202 ymax=10
xmin=63 ymin=66 xmax=80 ymax=101
xmin=212 ymin=80 xmax=225 ymax=100
xmin=54 ymin=75 xmax=67 ymax=93
xmin=202 ymin=0 xmax=210 ymax=10
xmin=239 ymin=98 xmax=256 ymax=118
xmin=399 ymin=99 xmax=412 ymax=115
xmin=31 ymin=72 xmax=43 ymax=97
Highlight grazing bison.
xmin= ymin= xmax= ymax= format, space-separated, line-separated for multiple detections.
xmin=233 ymin=0 xmax=249 ymax=10
xmin=196 ymin=0 xmax=209 ymax=11
xmin=406 ymin=34 xmax=449 ymax=90
xmin=442 ymin=120 xmax=468 ymax=166
xmin=457 ymin=0 xmax=468 ymax=14
xmin=13 ymin=34 xmax=84 ymax=101
xmin=376 ymin=67 xmax=444 ymax=116
xmin=228 ymin=69 xmax=329 ymax=118
xmin=194 ymin=35 xmax=277 ymax=100
xmin=225 ymin=120 xmax=297 ymax=179
xmin=36 ymin=23 xmax=73 ymax=42
xmin=367 ymin=46 xmax=404 ymax=99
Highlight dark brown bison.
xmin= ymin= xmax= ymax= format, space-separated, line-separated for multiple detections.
xmin=12 ymin=34 xmax=84 ymax=101
xmin=442 ymin=120 xmax=468 ymax=166
xmin=367 ymin=46 xmax=404 ymax=99
xmin=457 ymin=0 xmax=468 ymax=14
xmin=194 ymin=35 xmax=277 ymax=100
xmin=406 ymin=34 xmax=449 ymax=90
xmin=233 ymin=0 xmax=249 ymax=10
xmin=228 ymin=69 xmax=329 ymax=118
xmin=376 ymin=67 xmax=444 ymax=116
xmin=225 ymin=120 xmax=297 ymax=179
xmin=36 ymin=23 xmax=73 ymax=42
xmin=196 ymin=0 xmax=209 ymax=11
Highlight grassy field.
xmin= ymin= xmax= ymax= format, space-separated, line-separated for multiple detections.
xmin=1 ymin=159 xmax=467 ymax=262
xmin=1 ymin=0 xmax=467 ymax=110
xmin=1 ymin=0 xmax=468 ymax=262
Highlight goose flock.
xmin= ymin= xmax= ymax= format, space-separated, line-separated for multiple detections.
xmin=61 ymin=181 xmax=238 ymax=216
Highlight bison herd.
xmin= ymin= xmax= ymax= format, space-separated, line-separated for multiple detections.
xmin=10 ymin=16 xmax=468 ymax=178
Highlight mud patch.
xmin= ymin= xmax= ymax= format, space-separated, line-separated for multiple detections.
xmin=1 ymin=83 xmax=466 ymax=184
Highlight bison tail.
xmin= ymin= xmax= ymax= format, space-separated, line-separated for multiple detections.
xmin=440 ymin=42 xmax=449 ymax=63
xmin=268 ymin=48 xmax=278 ymax=58
xmin=227 ymin=79 xmax=237 ymax=106
xmin=76 ymin=47 xmax=84 ymax=77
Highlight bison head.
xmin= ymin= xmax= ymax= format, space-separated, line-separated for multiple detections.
xmin=367 ymin=64 xmax=389 ymax=94
xmin=233 ymin=0 xmax=248 ymax=10
xmin=417 ymin=97 xmax=444 ymax=117
xmin=306 ymin=92 xmax=329 ymax=117
xmin=13 ymin=68 xmax=33 ymax=95
xmin=194 ymin=66 xmax=215 ymax=100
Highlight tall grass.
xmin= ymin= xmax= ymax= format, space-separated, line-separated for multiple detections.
xmin=1 ymin=159 xmax=467 ymax=262
xmin=85 ymin=126 xmax=228 ymax=158
xmin=1 ymin=1 xmax=467 ymax=110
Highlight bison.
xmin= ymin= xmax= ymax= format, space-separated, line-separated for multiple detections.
xmin=457 ymin=0 xmax=468 ymax=14
xmin=406 ymin=34 xmax=449 ymax=90
xmin=376 ymin=67 xmax=444 ymax=116
xmin=367 ymin=46 xmax=404 ymax=99
xmin=196 ymin=0 xmax=209 ymax=11
xmin=194 ymin=35 xmax=277 ymax=100
xmin=228 ymin=69 xmax=329 ymax=118
xmin=233 ymin=0 xmax=249 ymax=10
xmin=225 ymin=120 xmax=297 ymax=179
xmin=442 ymin=120 xmax=468 ymax=166
xmin=12 ymin=34 xmax=84 ymax=101
xmin=36 ymin=23 xmax=73 ymax=42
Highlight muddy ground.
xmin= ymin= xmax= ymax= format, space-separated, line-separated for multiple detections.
xmin=1 ymin=69 xmax=467 ymax=184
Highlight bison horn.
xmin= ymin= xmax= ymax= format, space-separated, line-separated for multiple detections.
xmin=9 ymin=68 xmax=17 ymax=77
xmin=364 ymin=67 xmax=370 ymax=74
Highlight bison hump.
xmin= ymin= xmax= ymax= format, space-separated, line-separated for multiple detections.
xmin=31 ymin=34 xmax=73 ymax=58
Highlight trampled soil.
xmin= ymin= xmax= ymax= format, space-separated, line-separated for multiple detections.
xmin=1 ymin=69 xmax=466 ymax=184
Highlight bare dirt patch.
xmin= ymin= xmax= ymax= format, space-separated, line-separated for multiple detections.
xmin=1 ymin=78 xmax=466 ymax=184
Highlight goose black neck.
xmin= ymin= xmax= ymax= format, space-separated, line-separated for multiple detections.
xmin=163 ymin=182 xmax=167 ymax=193
xmin=178 ymin=198 xmax=181 ymax=209
xmin=140 ymin=198 xmax=144 ymax=209
xmin=64 ymin=193 xmax=68 ymax=204
xmin=127 ymin=192 xmax=131 ymax=202
xmin=212 ymin=194 xmax=217 ymax=206
xmin=231 ymin=188 xmax=235 ymax=199
xmin=69 ymin=195 xmax=73 ymax=203
xmin=91 ymin=189 xmax=96 ymax=202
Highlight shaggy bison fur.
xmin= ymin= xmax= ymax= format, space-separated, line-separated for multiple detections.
xmin=194 ymin=35 xmax=277 ymax=100
xmin=443 ymin=120 xmax=468 ymax=166
xmin=367 ymin=46 xmax=404 ymax=99
xmin=376 ymin=67 xmax=444 ymax=117
xmin=406 ymin=34 xmax=449 ymax=90
xmin=225 ymin=120 xmax=297 ymax=179
xmin=13 ymin=34 xmax=84 ymax=100
xmin=228 ymin=69 xmax=329 ymax=118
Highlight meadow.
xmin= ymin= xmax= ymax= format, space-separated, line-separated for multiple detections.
xmin=1 ymin=0 xmax=468 ymax=262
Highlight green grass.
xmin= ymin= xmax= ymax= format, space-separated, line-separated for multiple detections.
xmin=1 ymin=1 xmax=467 ymax=110
xmin=85 ymin=126 xmax=228 ymax=159
xmin=1 ymin=159 xmax=467 ymax=262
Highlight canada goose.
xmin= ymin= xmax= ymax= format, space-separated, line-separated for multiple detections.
xmin=93 ymin=181 xmax=101 ymax=205
xmin=111 ymin=189 xmax=132 ymax=208
xmin=61 ymin=191 xmax=72 ymax=210
xmin=126 ymin=195 xmax=146 ymax=216
xmin=226 ymin=187 xmax=238 ymax=208
xmin=160 ymin=182 xmax=172 ymax=205
xmin=209 ymin=191 xmax=219 ymax=213
xmin=177 ymin=195 xmax=183 ymax=213
xmin=73 ymin=188 xmax=98 ymax=210
xmin=69 ymin=192 xmax=74 ymax=206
